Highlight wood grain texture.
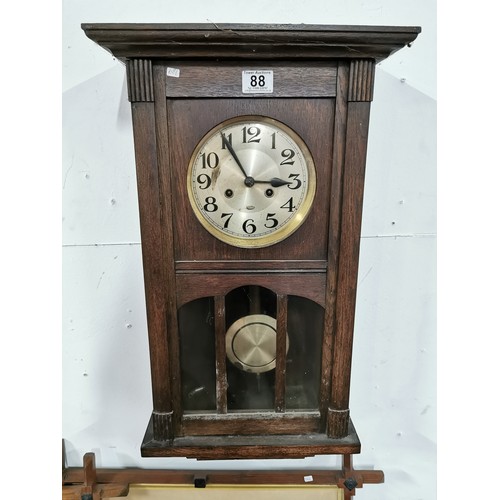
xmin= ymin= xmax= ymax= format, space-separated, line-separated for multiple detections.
xmin=130 ymin=102 xmax=172 ymax=426
xmin=348 ymin=60 xmax=375 ymax=102
xmin=327 ymin=409 xmax=350 ymax=439
xmin=127 ymin=59 xmax=154 ymax=102
xmin=152 ymin=411 xmax=174 ymax=443
xmin=328 ymin=102 xmax=371 ymax=438
xmin=214 ymin=295 xmax=228 ymax=414
xmin=165 ymin=63 xmax=337 ymax=97
xmin=82 ymin=23 xmax=421 ymax=63
xmin=141 ymin=417 xmax=360 ymax=459
xmin=64 ymin=464 xmax=383 ymax=487
xmin=168 ymin=97 xmax=334 ymax=263
xmin=176 ymin=273 xmax=327 ymax=309
xmin=275 ymin=294 xmax=288 ymax=412
xmin=152 ymin=65 xmax=181 ymax=438
xmin=176 ymin=260 xmax=327 ymax=272
xmin=320 ymin=62 xmax=349 ymax=424
xmin=182 ymin=411 xmax=320 ymax=436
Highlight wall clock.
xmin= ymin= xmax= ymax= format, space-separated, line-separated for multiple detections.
xmin=81 ymin=22 xmax=420 ymax=483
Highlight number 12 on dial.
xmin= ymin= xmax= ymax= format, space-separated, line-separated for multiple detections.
xmin=187 ymin=116 xmax=316 ymax=248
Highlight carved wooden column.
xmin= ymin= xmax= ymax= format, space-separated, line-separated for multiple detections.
xmin=126 ymin=58 xmax=174 ymax=441
xmin=327 ymin=59 xmax=375 ymax=438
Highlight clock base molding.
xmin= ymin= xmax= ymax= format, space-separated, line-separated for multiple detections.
xmin=141 ymin=415 xmax=361 ymax=459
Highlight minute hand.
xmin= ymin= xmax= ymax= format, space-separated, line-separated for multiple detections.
xmin=253 ymin=177 xmax=292 ymax=188
xmin=221 ymin=133 xmax=249 ymax=178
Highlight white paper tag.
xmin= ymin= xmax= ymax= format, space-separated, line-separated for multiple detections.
xmin=166 ymin=67 xmax=180 ymax=78
xmin=242 ymin=70 xmax=274 ymax=94
xmin=304 ymin=475 xmax=314 ymax=483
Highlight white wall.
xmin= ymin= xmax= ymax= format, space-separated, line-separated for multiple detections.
xmin=62 ymin=2 xmax=436 ymax=499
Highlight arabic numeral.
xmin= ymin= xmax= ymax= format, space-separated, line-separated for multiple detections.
xmin=280 ymin=197 xmax=296 ymax=212
xmin=242 ymin=126 xmax=261 ymax=143
xmin=287 ymin=174 xmax=302 ymax=190
xmin=201 ymin=152 xmax=219 ymax=169
xmin=203 ymin=197 xmax=218 ymax=212
xmin=221 ymin=133 xmax=232 ymax=149
xmin=196 ymin=173 xmax=212 ymax=190
xmin=250 ymin=74 xmax=266 ymax=87
xmin=280 ymin=149 xmax=296 ymax=166
xmin=221 ymin=212 xmax=233 ymax=228
xmin=264 ymin=213 xmax=279 ymax=228
xmin=242 ymin=219 xmax=257 ymax=234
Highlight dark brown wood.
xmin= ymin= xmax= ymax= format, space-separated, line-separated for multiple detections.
xmin=168 ymin=97 xmax=334 ymax=263
xmin=181 ymin=411 xmax=320 ymax=436
xmin=64 ymin=461 xmax=383 ymax=487
xmin=176 ymin=259 xmax=327 ymax=272
xmin=82 ymin=23 xmax=421 ymax=62
xmin=176 ymin=273 xmax=327 ymax=308
xmin=275 ymin=294 xmax=287 ymax=412
xmin=152 ymin=64 xmax=182 ymax=438
xmin=320 ymin=61 xmax=349 ymax=424
xmin=130 ymin=99 xmax=173 ymax=440
xmin=328 ymin=101 xmax=372 ymax=438
xmin=214 ymin=295 xmax=228 ymax=414
xmin=82 ymin=452 xmax=96 ymax=498
xmin=63 ymin=445 xmax=382 ymax=497
xmin=142 ymin=417 xmax=361 ymax=459
xmin=348 ymin=59 xmax=375 ymax=102
xmin=62 ymin=452 xmax=129 ymax=499
xmin=164 ymin=62 xmax=337 ymax=97
xmin=126 ymin=59 xmax=154 ymax=102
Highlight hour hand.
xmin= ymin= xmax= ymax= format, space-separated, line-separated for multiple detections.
xmin=254 ymin=177 xmax=292 ymax=188
xmin=221 ymin=132 xmax=249 ymax=178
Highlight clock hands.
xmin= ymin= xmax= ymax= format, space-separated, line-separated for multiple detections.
xmin=253 ymin=177 xmax=292 ymax=188
xmin=220 ymin=133 xmax=291 ymax=189
xmin=221 ymin=133 xmax=250 ymax=179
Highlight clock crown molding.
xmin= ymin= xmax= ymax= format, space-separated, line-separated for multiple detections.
xmin=81 ymin=23 xmax=421 ymax=62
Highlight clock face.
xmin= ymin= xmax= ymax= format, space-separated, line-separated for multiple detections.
xmin=187 ymin=116 xmax=316 ymax=248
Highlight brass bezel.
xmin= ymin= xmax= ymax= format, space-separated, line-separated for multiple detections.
xmin=186 ymin=116 xmax=317 ymax=249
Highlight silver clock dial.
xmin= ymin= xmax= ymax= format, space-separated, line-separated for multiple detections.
xmin=187 ymin=116 xmax=316 ymax=248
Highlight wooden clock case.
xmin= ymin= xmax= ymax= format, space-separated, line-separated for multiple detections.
xmin=81 ymin=23 xmax=420 ymax=461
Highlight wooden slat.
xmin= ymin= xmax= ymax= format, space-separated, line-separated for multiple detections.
xmin=320 ymin=61 xmax=349 ymax=422
xmin=64 ymin=465 xmax=382 ymax=487
xmin=182 ymin=411 xmax=320 ymax=436
xmin=176 ymin=259 xmax=327 ymax=272
xmin=328 ymin=101 xmax=371 ymax=438
xmin=176 ymin=273 xmax=326 ymax=308
xmin=274 ymin=294 xmax=288 ymax=412
xmin=130 ymin=100 xmax=172 ymax=438
xmin=165 ymin=63 xmax=337 ymax=97
xmin=152 ymin=63 xmax=181 ymax=437
xmin=214 ymin=295 xmax=228 ymax=414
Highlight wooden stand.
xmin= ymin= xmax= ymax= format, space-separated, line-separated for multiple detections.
xmin=62 ymin=448 xmax=383 ymax=499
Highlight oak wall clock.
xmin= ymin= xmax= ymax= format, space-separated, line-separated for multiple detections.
xmin=82 ymin=23 xmax=420 ymax=468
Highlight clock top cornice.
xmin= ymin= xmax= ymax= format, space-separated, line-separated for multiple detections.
xmin=81 ymin=23 xmax=421 ymax=63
